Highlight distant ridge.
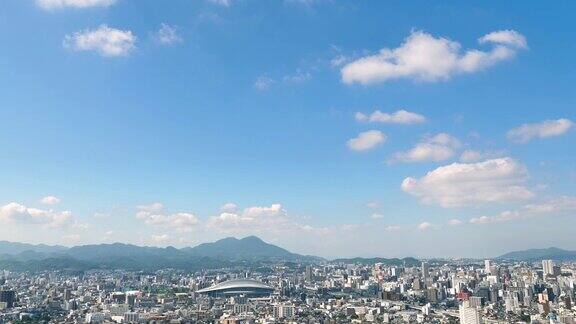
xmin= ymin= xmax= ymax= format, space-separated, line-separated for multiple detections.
xmin=497 ymin=247 xmax=576 ymax=261
xmin=0 ymin=241 xmax=67 ymax=255
xmin=0 ymin=236 xmax=321 ymax=271
xmin=183 ymin=236 xmax=322 ymax=262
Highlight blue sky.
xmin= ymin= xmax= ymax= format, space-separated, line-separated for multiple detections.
xmin=0 ymin=0 xmax=574 ymax=258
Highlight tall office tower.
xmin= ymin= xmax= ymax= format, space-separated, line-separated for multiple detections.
xmin=421 ymin=262 xmax=430 ymax=279
xmin=64 ymin=289 xmax=72 ymax=301
xmin=0 ymin=289 xmax=15 ymax=308
xmin=484 ymin=260 xmax=492 ymax=274
xmin=459 ymin=301 xmax=481 ymax=324
xmin=126 ymin=293 xmax=137 ymax=310
xmin=542 ymin=260 xmax=554 ymax=275
xmin=305 ymin=266 xmax=313 ymax=282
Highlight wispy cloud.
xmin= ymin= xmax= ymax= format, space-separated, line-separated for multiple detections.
xmin=254 ymin=75 xmax=275 ymax=91
xmin=355 ymin=109 xmax=426 ymax=125
xmin=37 ymin=0 xmax=116 ymax=10
xmin=154 ymin=23 xmax=182 ymax=45
xmin=507 ymin=118 xmax=573 ymax=143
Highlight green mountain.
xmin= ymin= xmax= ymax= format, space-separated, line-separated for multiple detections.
xmin=184 ymin=236 xmax=322 ymax=262
xmin=0 ymin=241 xmax=67 ymax=255
xmin=0 ymin=236 xmax=321 ymax=271
xmin=497 ymin=247 xmax=576 ymax=261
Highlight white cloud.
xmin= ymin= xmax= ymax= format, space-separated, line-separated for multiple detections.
xmin=71 ymin=221 xmax=90 ymax=230
xmin=448 ymin=219 xmax=463 ymax=226
xmin=40 ymin=196 xmax=61 ymax=205
xmin=155 ymin=23 xmax=182 ymax=45
xmin=37 ymin=0 xmax=116 ymax=9
xmin=371 ymin=213 xmax=383 ymax=219
xmin=341 ymin=30 xmax=527 ymax=85
xmin=402 ymin=157 xmax=534 ymax=207
xmin=347 ymin=130 xmax=387 ymax=152
xmin=479 ymin=30 xmax=527 ymax=49
xmin=418 ymin=222 xmax=433 ymax=231
xmin=254 ymin=75 xmax=275 ymax=91
xmin=470 ymin=196 xmax=576 ymax=225
xmin=64 ymin=25 xmax=136 ymax=57
xmin=391 ymin=133 xmax=460 ymax=163
xmin=355 ymin=109 xmax=426 ymax=125
xmin=137 ymin=202 xmax=164 ymax=212
xmin=207 ymin=203 xmax=294 ymax=234
xmin=524 ymin=196 xmax=576 ymax=214
xmin=220 ymin=203 xmax=238 ymax=212
xmin=469 ymin=216 xmax=493 ymax=225
xmin=384 ymin=225 xmax=401 ymax=232
xmin=151 ymin=234 xmax=170 ymax=243
xmin=136 ymin=204 xmax=199 ymax=233
xmin=0 ymin=202 xmax=71 ymax=228
xmin=507 ymin=118 xmax=574 ymax=143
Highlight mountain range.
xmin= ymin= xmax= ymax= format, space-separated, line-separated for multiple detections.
xmin=496 ymin=247 xmax=576 ymax=261
xmin=4 ymin=236 xmax=571 ymax=272
xmin=0 ymin=236 xmax=322 ymax=272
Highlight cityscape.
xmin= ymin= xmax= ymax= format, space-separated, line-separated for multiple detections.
xmin=0 ymin=237 xmax=575 ymax=323
xmin=1 ymin=0 xmax=576 ymax=323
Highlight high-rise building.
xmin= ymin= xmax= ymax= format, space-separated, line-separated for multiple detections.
xmin=484 ymin=260 xmax=492 ymax=274
xmin=459 ymin=301 xmax=481 ymax=324
xmin=126 ymin=292 xmax=137 ymax=309
xmin=542 ymin=260 xmax=554 ymax=276
xmin=305 ymin=266 xmax=313 ymax=282
xmin=421 ymin=262 xmax=429 ymax=279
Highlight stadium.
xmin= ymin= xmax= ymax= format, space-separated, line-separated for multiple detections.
xmin=196 ymin=279 xmax=274 ymax=297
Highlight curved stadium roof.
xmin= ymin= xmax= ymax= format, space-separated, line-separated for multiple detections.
xmin=197 ymin=279 xmax=273 ymax=294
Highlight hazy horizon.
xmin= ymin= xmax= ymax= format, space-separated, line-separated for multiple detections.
xmin=1 ymin=0 xmax=575 ymax=259
xmin=1 ymin=235 xmax=572 ymax=261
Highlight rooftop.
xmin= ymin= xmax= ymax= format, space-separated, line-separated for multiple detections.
xmin=197 ymin=279 xmax=273 ymax=293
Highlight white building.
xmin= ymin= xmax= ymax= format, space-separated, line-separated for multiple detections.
xmin=274 ymin=303 xmax=295 ymax=319
xmin=459 ymin=302 xmax=481 ymax=324
xmin=542 ymin=260 xmax=554 ymax=275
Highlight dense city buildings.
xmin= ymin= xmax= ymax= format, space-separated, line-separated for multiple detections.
xmin=0 ymin=258 xmax=575 ymax=323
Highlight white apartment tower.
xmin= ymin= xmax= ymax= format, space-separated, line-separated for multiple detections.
xmin=459 ymin=301 xmax=481 ymax=324
xmin=484 ymin=260 xmax=492 ymax=274
xmin=542 ymin=260 xmax=554 ymax=275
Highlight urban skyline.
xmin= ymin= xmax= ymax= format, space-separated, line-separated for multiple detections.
xmin=0 ymin=0 xmax=575 ymax=259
